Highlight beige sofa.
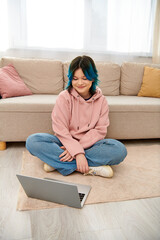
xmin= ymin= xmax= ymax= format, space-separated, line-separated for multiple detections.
xmin=0 ymin=57 xmax=160 ymax=150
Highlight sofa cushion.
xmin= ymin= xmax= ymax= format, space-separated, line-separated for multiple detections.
xmin=106 ymin=95 xmax=160 ymax=139
xmin=0 ymin=64 xmax=32 ymax=99
xmin=106 ymin=95 xmax=160 ymax=112
xmin=1 ymin=57 xmax=63 ymax=94
xmin=0 ymin=94 xmax=57 ymax=141
xmin=63 ymin=62 xmax=120 ymax=96
xmin=121 ymin=62 xmax=160 ymax=95
xmin=0 ymin=94 xmax=57 ymax=112
xmin=1 ymin=94 xmax=159 ymax=113
xmin=0 ymin=95 xmax=159 ymax=141
xmin=138 ymin=66 xmax=160 ymax=98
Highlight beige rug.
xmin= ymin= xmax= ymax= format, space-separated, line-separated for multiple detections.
xmin=17 ymin=140 xmax=160 ymax=211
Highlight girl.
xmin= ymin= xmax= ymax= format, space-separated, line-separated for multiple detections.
xmin=26 ymin=56 xmax=127 ymax=178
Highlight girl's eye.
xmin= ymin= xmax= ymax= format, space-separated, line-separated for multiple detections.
xmin=72 ymin=77 xmax=87 ymax=80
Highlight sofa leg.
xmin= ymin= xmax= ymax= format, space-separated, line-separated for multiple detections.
xmin=0 ymin=142 xmax=6 ymax=150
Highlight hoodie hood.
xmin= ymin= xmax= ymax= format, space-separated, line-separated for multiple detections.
xmin=70 ymin=87 xmax=103 ymax=102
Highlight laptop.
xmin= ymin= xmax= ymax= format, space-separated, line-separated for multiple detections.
xmin=16 ymin=174 xmax=91 ymax=208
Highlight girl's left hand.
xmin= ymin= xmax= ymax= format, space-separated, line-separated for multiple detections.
xmin=59 ymin=146 xmax=74 ymax=162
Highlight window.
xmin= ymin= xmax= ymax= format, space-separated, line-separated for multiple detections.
xmin=0 ymin=0 xmax=9 ymax=51
xmin=26 ymin=0 xmax=84 ymax=49
xmin=0 ymin=0 xmax=157 ymax=56
xmin=106 ymin=0 xmax=156 ymax=54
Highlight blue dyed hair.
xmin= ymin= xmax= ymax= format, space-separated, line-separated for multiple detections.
xmin=66 ymin=56 xmax=100 ymax=95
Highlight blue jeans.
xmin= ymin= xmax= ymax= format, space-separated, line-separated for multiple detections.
xmin=26 ymin=133 xmax=127 ymax=176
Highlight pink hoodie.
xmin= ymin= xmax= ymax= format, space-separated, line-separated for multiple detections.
xmin=51 ymin=87 xmax=109 ymax=157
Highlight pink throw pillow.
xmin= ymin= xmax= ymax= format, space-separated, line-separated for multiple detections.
xmin=0 ymin=64 xmax=32 ymax=99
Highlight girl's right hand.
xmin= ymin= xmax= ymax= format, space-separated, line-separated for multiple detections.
xmin=76 ymin=153 xmax=89 ymax=173
xmin=59 ymin=146 xmax=73 ymax=162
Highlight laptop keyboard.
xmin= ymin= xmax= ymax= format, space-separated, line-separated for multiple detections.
xmin=79 ymin=193 xmax=85 ymax=202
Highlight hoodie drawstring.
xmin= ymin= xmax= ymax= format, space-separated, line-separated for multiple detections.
xmin=76 ymin=95 xmax=95 ymax=130
xmin=77 ymin=95 xmax=80 ymax=130
xmin=88 ymin=98 xmax=94 ymax=127
xmin=71 ymin=87 xmax=102 ymax=131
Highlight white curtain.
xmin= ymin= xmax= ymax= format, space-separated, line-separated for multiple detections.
xmin=106 ymin=0 xmax=156 ymax=55
xmin=84 ymin=0 xmax=156 ymax=56
xmin=26 ymin=0 xmax=84 ymax=49
xmin=152 ymin=0 xmax=160 ymax=63
xmin=0 ymin=0 xmax=157 ymax=56
xmin=0 ymin=0 xmax=9 ymax=51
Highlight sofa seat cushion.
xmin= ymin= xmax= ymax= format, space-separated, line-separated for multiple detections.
xmin=106 ymin=95 xmax=160 ymax=139
xmin=0 ymin=94 xmax=159 ymax=113
xmin=0 ymin=94 xmax=57 ymax=112
xmin=0 ymin=94 xmax=159 ymax=141
xmin=106 ymin=95 xmax=160 ymax=112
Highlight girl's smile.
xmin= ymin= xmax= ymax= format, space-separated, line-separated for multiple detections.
xmin=72 ymin=68 xmax=93 ymax=99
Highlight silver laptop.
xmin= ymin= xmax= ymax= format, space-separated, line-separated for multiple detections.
xmin=16 ymin=174 xmax=91 ymax=208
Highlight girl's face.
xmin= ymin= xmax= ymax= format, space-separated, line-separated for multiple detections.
xmin=72 ymin=68 xmax=93 ymax=99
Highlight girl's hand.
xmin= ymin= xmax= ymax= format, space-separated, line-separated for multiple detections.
xmin=59 ymin=146 xmax=74 ymax=162
xmin=76 ymin=153 xmax=89 ymax=173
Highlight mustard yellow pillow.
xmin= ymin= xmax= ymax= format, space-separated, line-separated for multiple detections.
xmin=138 ymin=66 xmax=160 ymax=98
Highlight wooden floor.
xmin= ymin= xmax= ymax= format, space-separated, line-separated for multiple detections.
xmin=0 ymin=142 xmax=160 ymax=240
